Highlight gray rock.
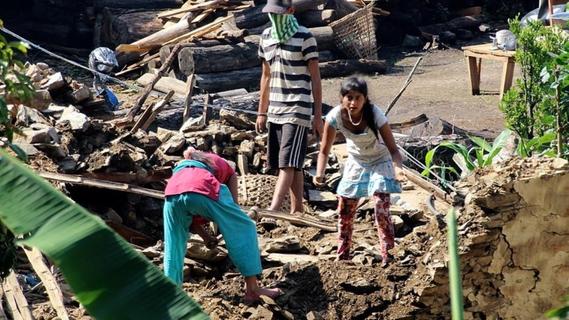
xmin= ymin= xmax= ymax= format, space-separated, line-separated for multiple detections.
xmin=15 ymin=127 xmax=59 ymax=144
xmin=239 ymin=140 xmax=255 ymax=159
xmin=155 ymin=127 xmax=177 ymax=143
xmin=41 ymin=72 xmax=67 ymax=91
xmin=180 ymin=115 xmax=205 ymax=132
xmin=14 ymin=143 xmax=39 ymax=156
xmin=163 ymin=133 xmax=186 ymax=154
xmin=58 ymin=106 xmax=90 ymax=131
xmin=392 ymin=215 xmax=405 ymax=233
xmin=16 ymin=105 xmax=52 ymax=126
xmin=264 ymin=236 xmax=303 ymax=253
xmin=250 ymin=305 xmax=274 ymax=320
xmin=58 ymin=157 xmax=78 ymax=172
xmin=307 ymin=190 xmax=337 ymax=207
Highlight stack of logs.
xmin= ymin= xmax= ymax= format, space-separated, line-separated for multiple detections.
xmin=103 ymin=0 xmax=389 ymax=93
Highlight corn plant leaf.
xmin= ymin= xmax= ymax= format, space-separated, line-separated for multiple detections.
xmin=439 ymin=142 xmax=475 ymax=171
xmin=483 ymin=146 xmax=503 ymax=166
xmin=0 ymin=150 xmax=209 ymax=320
xmin=469 ymin=136 xmax=492 ymax=152
xmin=421 ymin=147 xmax=439 ymax=176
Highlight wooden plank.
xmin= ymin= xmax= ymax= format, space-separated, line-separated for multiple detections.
xmin=191 ymin=9 xmax=214 ymax=24
xmin=115 ymin=52 xmax=160 ymax=76
xmin=163 ymin=15 xmax=232 ymax=45
xmin=463 ymin=50 xmax=510 ymax=62
xmin=2 ymin=281 xmax=22 ymax=320
xmin=4 ymin=272 xmax=32 ymax=320
xmin=125 ymin=43 xmax=182 ymax=121
xmin=39 ymin=172 xmax=165 ymax=199
xmin=140 ymin=90 xmax=175 ymax=131
xmin=237 ymin=154 xmax=249 ymax=176
xmin=24 ymin=248 xmax=70 ymax=320
xmin=0 ymin=285 xmax=9 ymax=320
xmin=183 ymin=74 xmax=196 ymax=122
xmin=203 ymin=94 xmax=212 ymax=125
xmin=116 ymin=12 xmax=197 ymax=54
xmin=462 ymin=43 xmax=515 ymax=58
xmin=157 ymin=0 xmax=225 ymax=19
xmin=136 ymin=73 xmax=187 ymax=96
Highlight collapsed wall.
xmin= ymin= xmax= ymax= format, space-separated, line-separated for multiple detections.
xmin=418 ymin=157 xmax=569 ymax=319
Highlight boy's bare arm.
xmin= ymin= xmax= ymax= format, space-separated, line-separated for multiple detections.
xmin=308 ymin=58 xmax=323 ymax=137
xmin=256 ymin=60 xmax=271 ymax=133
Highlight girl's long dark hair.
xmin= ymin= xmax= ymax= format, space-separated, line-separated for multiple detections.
xmin=340 ymin=77 xmax=379 ymax=140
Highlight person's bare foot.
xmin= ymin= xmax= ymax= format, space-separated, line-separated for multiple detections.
xmin=244 ymin=287 xmax=283 ymax=304
xmin=381 ymin=254 xmax=393 ymax=267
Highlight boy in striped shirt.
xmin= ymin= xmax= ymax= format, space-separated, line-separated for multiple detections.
xmin=256 ymin=0 xmax=323 ymax=215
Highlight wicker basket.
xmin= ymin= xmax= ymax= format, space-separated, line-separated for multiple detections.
xmin=329 ymin=3 xmax=378 ymax=60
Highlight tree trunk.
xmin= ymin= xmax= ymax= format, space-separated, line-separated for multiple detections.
xmin=234 ymin=6 xmax=268 ymax=29
xmin=101 ymin=9 xmax=164 ymax=47
xmin=129 ymin=13 xmax=196 ymax=51
xmin=178 ymin=41 xmax=260 ymax=74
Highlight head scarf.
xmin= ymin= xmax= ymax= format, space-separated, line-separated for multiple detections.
xmin=268 ymin=13 xmax=299 ymax=43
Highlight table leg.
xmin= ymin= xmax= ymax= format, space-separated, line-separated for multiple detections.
xmin=466 ymin=56 xmax=481 ymax=95
xmin=500 ymin=59 xmax=515 ymax=99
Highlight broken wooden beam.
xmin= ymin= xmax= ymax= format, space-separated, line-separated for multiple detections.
xmin=183 ymin=74 xmax=196 ymax=122
xmin=0 ymin=286 xmax=8 ymax=320
xmin=23 ymin=248 xmax=70 ymax=320
xmin=130 ymin=90 xmax=174 ymax=133
xmin=402 ymin=167 xmax=453 ymax=204
xmin=120 ymin=12 xmax=197 ymax=54
xmin=248 ymin=207 xmax=337 ymax=232
xmin=125 ymin=43 xmax=182 ymax=122
xmin=2 ymin=272 xmax=33 ymax=320
xmin=38 ymin=172 xmax=336 ymax=231
xmin=136 ymin=73 xmax=187 ymax=96
xmin=39 ymin=172 xmax=165 ymax=199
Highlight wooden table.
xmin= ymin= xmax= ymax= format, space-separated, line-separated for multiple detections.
xmin=462 ymin=43 xmax=516 ymax=99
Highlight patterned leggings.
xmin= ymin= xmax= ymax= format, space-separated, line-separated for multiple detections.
xmin=337 ymin=193 xmax=395 ymax=261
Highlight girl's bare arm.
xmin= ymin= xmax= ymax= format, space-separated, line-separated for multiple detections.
xmin=315 ymin=121 xmax=337 ymax=184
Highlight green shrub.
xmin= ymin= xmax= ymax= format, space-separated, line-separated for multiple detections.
xmin=500 ymin=19 xmax=567 ymax=145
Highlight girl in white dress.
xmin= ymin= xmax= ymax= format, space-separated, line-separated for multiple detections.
xmin=314 ymin=77 xmax=406 ymax=264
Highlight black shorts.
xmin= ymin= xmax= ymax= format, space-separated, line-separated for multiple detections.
xmin=267 ymin=122 xmax=308 ymax=170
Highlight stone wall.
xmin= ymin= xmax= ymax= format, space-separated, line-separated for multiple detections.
xmin=418 ymin=158 xmax=569 ymax=319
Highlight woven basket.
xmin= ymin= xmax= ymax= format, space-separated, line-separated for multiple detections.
xmin=329 ymin=3 xmax=378 ymax=60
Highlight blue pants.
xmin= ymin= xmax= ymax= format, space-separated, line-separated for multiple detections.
xmin=163 ymin=185 xmax=262 ymax=285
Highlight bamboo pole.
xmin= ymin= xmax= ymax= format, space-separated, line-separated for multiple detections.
xmin=447 ymin=207 xmax=464 ymax=320
xmin=24 ymin=248 xmax=70 ymax=320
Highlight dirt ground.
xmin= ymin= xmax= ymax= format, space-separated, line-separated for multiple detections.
xmin=322 ymin=41 xmax=515 ymax=137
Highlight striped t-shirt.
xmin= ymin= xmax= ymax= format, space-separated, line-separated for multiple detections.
xmin=258 ymin=26 xmax=319 ymax=128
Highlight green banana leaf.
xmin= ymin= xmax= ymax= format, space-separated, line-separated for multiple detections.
xmin=0 ymin=150 xmax=209 ymax=320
